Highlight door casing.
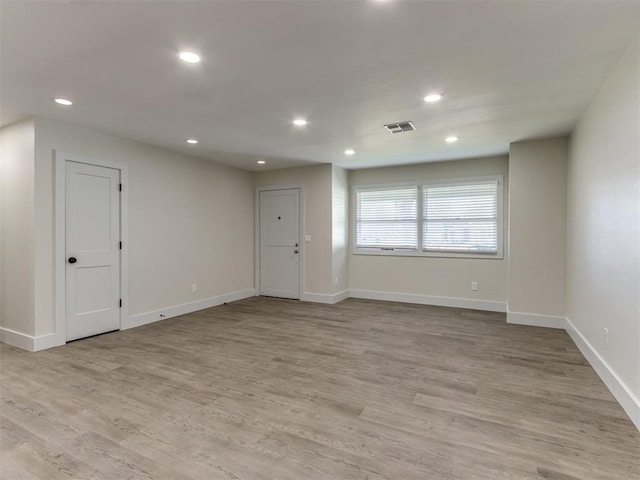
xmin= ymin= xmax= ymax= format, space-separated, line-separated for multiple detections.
xmin=254 ymin=184 xmax=304 ymax=300
xmin=54 ymin=151 xmax=129 ymax=346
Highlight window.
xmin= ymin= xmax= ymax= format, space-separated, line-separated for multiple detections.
xmin=354 ymin=176 xmax=503 ymax=258
xmin=355 ymin=186 xmax=418 ymax=250
xmin=423 ymin=180 xmax=498 ymax=253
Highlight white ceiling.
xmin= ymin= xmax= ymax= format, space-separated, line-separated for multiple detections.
xmin=1 ymin=1 xmax=638 ymax=171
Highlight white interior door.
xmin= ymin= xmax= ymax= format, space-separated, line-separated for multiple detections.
xmin=66 ymin=161 xmax=121 ymax=341
xmin=259 ymin=188 xmax=300 ymax=299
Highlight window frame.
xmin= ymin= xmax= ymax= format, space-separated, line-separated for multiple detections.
xmin=352 ymin=175 xmax=504 ymax=259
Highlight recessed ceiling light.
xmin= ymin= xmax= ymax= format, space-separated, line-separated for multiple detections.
xmin=344 ymin=149 xmax=355 ymax=156
xmin=424 ymin=93 xmax=443 ymax=103
xmin=186 ymin=139 xmax=198 ymax=144
xmin=53 ymin=98 xmax=73 ymax=106
xmin=257 ymin=160 xmax=266 ymax=165
xmin=179 ymin=51 xmax=201 ymax=64
xmin=445 ymin=135 xmax=459 ymax=143
xmin=292 ymin=118 xmax=308 ymax=127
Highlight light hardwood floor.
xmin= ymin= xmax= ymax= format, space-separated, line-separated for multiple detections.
xmin=1 ymin=297 xmax=638 ymax=479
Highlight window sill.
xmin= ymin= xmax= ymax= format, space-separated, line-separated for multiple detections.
xmin=353 ymin=248 xmax=503 ymax=260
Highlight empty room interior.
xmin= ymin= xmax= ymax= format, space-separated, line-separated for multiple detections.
xmin=1 ymin=1 xmax=639 ymax=479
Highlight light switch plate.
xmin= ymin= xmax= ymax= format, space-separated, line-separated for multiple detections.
xmin=304 ymin=235 xmax=312 ymax=242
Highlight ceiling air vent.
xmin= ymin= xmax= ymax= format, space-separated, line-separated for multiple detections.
xmin=384 ymin=121 xmax=415 ymax=134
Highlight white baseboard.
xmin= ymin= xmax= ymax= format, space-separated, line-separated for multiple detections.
xmin=332 ymin=289 xmax=350 ymax=303
xmin=124 ymin=288 xmax=255 ymax=330
xmin=565 ymin=317 xmax=640 ymax=431
xmin=302 ymin=290 xmax=350 ymax=304
xmin=0 ymin=327 xmax=34 ymax=351
xmin=507 ymin=311 xmax=567 ymax=329
xmin=0 ymin=328 xmax=59 ymax=352
xmin=348 ymin=289 xmax=507 ymax=312
xmin=33 ymin=333 xmax=62 ymax=351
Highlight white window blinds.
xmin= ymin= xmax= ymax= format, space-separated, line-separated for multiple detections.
xmin=355 ymin=187 xmax=418 ymax=249
xmin=422 ymin=181 xmax=498 ymax=253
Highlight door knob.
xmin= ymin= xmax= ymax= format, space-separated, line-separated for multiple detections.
xmin=68 ymin=257 xmax=77 ymax=264
xmin=294 ymin=249 xmax=299 ymax=254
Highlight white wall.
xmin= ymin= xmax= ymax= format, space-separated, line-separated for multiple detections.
xmin=0 ymin=119 xmax=36 ymax=336
xmin=349 ymin=156 xmax=509 ymax=310
xmin=254 ymin=164 xmax=334 ymax=297
xmin=32 ymin=118 xmax=255 ymax=338
xmin=332 ymin=165 xmax=349 ymax=294
xmin=567 ymin=38 xmax=639 ymax=405
xmin=508 ymin=137 xmax=567 ymax=323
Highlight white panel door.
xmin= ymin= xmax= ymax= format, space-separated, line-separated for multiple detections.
xmin=66 ymin=161 xmax=121 ymax=341
xmin=259 ymin=189 xmax=300 ymax=299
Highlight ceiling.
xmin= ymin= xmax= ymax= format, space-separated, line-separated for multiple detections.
xmin=1 ymin=1 xmax=638 ymax=171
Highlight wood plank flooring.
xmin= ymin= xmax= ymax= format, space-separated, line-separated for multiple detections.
xmin=1 ymin=297 xmax=638 ymax=479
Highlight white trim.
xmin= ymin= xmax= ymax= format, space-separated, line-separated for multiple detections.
xmin=506 ymin=311 xmax=567 ymax=329
xmin=54 ymin=151 xmax=129 ymax=346
xmin=0 ymin=328 xmax=59 ymax=352
xmin=351 ymin=175 xmax=504 ymax=191
xmin=332 ymin=289 xmax=350 ymax=303
xmin=0 ymin=328 xmax=35 ymax=351
xmin=301 ymin=290 xmax=349 ymax=304
xmin=124 ymin=289 xmax=255 ymax=330
xmin=254 ymin=184 xmax=304 ymax=300
xmin=352 ymin=248 xmax=503 ymax=260
xmin=565 ymin=317 xmax=640 ymax=431
xmin=349 ymin=289 xmax=507 ymax=312
xmin=33 ymin=333 xmax=59 ymax=351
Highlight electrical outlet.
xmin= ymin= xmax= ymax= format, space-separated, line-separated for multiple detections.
xmin=191 ymin=283 xmax=198 ymax=293
xmin=471 ymin=282 xmax=478 ymax=291
xmin=604 ymin=328 xmax=609 ymax=345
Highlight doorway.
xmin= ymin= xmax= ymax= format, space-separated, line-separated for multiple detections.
xmin=257 ymin=188 xmax=302 ymax=299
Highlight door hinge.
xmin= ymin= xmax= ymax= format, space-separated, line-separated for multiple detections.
xmin=119 ymin=183 xmax=122 ymax=191
xmin=119 ymin=241 xmax=122 ymax=250
xmin=119 ymin=299 xmax=122 ymax=308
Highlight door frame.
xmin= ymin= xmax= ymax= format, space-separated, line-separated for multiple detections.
xmin=254 ymin=184 xmax=304 ymax=300
xmin=54 ymin=151 xmax=129 ymax=345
